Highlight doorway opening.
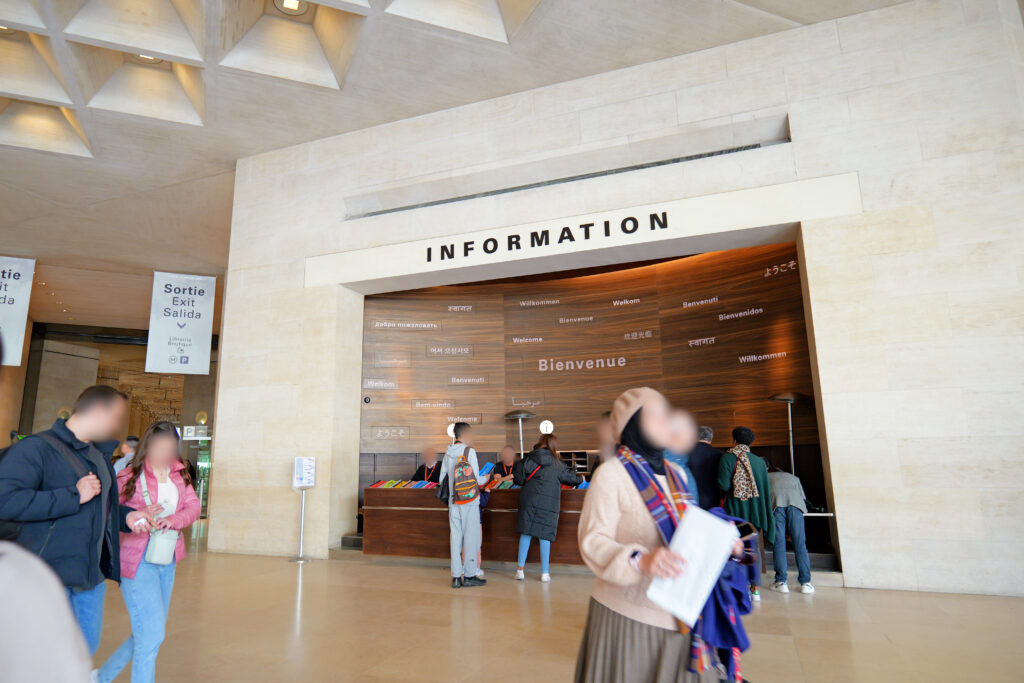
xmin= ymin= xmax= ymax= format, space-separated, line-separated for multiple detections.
xmin=353 ymin=241 xmax=838 ymax=571
xmin=14 ymin=323 xmax=218 ymax=526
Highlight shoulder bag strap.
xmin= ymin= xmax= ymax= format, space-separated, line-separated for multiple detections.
xmin=525 ymin=459 xmax=542 ymax=483
xmin=138 ymin=469 xmax=153 ymax=505
xmin=36 ymin=433 xmax=90 ymax=480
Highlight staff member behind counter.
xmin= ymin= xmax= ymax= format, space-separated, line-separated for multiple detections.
xmin=411 ymin=447 xmax=442 ymax=484
xmin=491 ymin=446 xmax=518 ymax=485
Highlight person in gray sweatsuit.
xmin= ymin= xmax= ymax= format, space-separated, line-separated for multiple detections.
xmin=439 ymin=422 xmax=489 ymax=588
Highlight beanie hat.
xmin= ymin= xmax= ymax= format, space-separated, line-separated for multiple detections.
xmin=610 ymin=387 xmax=665 ymax=442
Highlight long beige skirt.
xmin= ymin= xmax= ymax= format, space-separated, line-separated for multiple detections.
xmin=574 ymin=599 xmax=719 ymax=683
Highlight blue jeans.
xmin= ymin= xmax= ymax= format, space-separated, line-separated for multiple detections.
xmin=98 ymin=560 xmax=176 ymax=683
xmin=66 ymin=581 xmax=107 ymax=655
xmin=773 ymin=506 xmax=811 ymax=585
xmin=517 ymin=534 xmax=550 ymax=574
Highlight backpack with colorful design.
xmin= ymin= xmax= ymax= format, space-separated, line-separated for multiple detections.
xmin=452 ymin=446 xmax=480 ymax=505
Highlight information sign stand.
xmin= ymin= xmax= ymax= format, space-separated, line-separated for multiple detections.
xmin=290 ymin=457 xmax=316 ymax=563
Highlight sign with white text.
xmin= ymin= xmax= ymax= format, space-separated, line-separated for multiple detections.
xmin=0 ymin=256 xmax=35 ymax=366
xmin=145 ymin=272 xmax=216 ymax=374
xmin=293 ymin=457 xmax=316 ymax=489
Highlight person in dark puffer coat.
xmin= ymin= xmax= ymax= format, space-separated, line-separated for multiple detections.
xmin=513 ymin=434 xmax=583 ymax=582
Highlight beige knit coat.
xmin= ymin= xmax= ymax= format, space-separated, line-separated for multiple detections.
xmin=577 ymin=457 xmax=677 ymax=630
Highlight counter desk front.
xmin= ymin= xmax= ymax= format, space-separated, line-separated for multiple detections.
xmin=362 ymin=487 xmax=587 ymax=565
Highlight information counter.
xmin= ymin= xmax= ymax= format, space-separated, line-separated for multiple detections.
xmin=362 ymin=487 xmax=587 ymax=565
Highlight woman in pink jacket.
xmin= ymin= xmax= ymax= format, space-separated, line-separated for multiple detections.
xmin=97 ymin=421 xmax=200 ymax=683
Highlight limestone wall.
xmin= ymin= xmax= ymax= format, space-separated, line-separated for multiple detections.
xmin=217 ymin=0 xmax=1024 ymax=594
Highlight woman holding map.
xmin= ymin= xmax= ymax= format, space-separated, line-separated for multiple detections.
xmin=574 ymin=387 xmax=751 ymax=683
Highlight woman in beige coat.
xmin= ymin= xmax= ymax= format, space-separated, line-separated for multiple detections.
xmin=575 ymin=388 xmax=732 ymax=683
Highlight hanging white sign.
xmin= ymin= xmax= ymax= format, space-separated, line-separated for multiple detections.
xmin=0 ymin=256 xmax=35 ymax=367
xmin=145 ymin=271 xmax=216 ymax=374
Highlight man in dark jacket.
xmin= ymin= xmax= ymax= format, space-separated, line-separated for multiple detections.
xmin=0 ymin=385 xmax=152 ymax=655
xmin=688 ymin=425 xmax=724 ymax=510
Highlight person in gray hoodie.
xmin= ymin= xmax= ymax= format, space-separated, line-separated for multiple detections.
xmin=438 ymin=422 xmax=489 ymax=588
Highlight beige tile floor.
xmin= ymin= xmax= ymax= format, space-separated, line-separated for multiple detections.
xmin=94 ymin=537 xmax=1024 ymax=682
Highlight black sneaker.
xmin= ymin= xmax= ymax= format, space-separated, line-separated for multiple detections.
xmin=463 ymin=575 xmax=487 ymax=587
xmin=451 ymin=577 xmax=463 ymax=589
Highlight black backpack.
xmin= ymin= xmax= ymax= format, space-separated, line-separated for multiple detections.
xmin=0 ymin=433 xmax=90 ymax=541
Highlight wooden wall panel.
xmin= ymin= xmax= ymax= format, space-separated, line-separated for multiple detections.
xmin=503 ymin=267 xmax=663 ymax=448
xmin=658 ymin=243 xmax=817 ymax=446
xmin=360 ymin=243 xmax=818 ymax=452
xmin=361 ymin=285 xmax=507 ymax=452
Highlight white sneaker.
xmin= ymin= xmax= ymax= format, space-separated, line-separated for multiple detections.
xmin=476 ymin=569 xmax=485 ymax=578
xmin=800 ymin=583 xmax=815 ymax=594
xmin=750 ymin=587 xmax=761 ymax=601
xmin=515 ymin=568 xmax=524 ymax=580
xmin=540 ymin=573 xmax=551 ymax=583
xmin=770 ymin=581 xmax=789 ymax=593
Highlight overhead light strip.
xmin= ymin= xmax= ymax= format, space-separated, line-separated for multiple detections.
xmin=350 ymin=142 xmax=773 ymax=220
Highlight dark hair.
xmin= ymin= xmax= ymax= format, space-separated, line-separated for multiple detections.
xmin=121 ymin=421 xmax=191 ymax=501
xmin=732 ymin=426 xmax=755 ymax=446
xmin=533 ymin=433 xmax=559 ymax=456
xmin=72 ymin=385 xmax=128 ymax=415
xmin=697 ymin=425 xmax=714 ymax=442
xmin=453 ymin=422 xmax=471 ymax=440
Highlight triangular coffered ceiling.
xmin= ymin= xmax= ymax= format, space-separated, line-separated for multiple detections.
xmin=0 ymin=0 xmax=910 ymax=330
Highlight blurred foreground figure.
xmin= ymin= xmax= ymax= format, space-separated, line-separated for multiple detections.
xmin=0 ymin=541 xmax=92 ymax=682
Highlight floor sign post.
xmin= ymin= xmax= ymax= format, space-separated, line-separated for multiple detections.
xmin=290 ymin=457 xmax=316 ymax=563
xmin=291 ymin=488 xmax=308 ymax=564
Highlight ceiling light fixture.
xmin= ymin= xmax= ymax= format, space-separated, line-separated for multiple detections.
xmin=275 ymin=0 xmax=310 ymax=16
xmin=127 ymin=53 xmax=164 ymax=65
xmin=0 ymin=26 xmax=16 ymax=35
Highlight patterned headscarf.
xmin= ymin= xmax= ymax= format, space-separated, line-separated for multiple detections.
xmin=727 ymin=444 xmax=759 ymax=501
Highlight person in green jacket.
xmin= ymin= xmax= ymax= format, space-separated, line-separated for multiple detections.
xmin=718 ymin=426 xmax=774 ymax=601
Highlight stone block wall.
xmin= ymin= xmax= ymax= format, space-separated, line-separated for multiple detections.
xmin=216 ymin=0 xmax=1024 ymax=594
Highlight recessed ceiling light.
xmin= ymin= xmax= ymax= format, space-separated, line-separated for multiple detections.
xmin=37 ymin=281 xmax=46 ymax=286
xmin=275 ymin=0 xmax=310 ymax=16
xmin=0 ymin=26 xmax=15 ymax=35
xmin=128 ymin=53 xmax=164 ymax=65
